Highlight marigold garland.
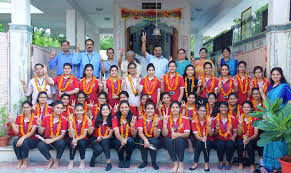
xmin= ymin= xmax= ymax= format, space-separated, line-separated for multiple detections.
xmin=193 ymin=115 xmax=208 ymax=137
xmin=81 ymin=77 xmax=96 ymax=95
xmin=201 ymin=75 xmax=215 ymax=93
xmin=229 ymin=105 xmax=241 ymax=118
xmin=97 ymin=125 xmax=110 ymax=137
xmin=216 ymin=113 xmax=232 ymax=138
xmin=143 ymin=114 xmax=157 ymax=138
xmin=144 ymin=76 xmax=158 ymax=95
xmin=127 ymin=75 xmax=138 ymax=95
xmin=35 ymin=103 xmax=48 ymax=119
xmin=236 ymin=73 xmax=249 ymax=94
xmin=58 ymin=74 xmax=74 ymax=91
xmin=219 ymin=76 xmax=233 ymax=97
xmin=169 ymin=113 xmax=183 ymax=133
xmin=184 ymin=77 xmax=195 ymax=97
xmin=185 ymin=103 xmax=197 ymax=118
xmin=110 ymin=76 xmax=121 ymax=96
xmin=253 ymin=77 xmax=268 ymax=93
xmin=19 ymin=113 xmax=35 ymax=136
xmin=34 ymin=77 xmax=47 ymax=92
xmin=120 ymin=115 xmax=129 ymax=139
xmin=241 ymin=113 xmax=254 ymax=139
xmin=49 ymin=114 xmax=62 ymax=138
xmin=72 ymin=115 xmax=87 ymax=138
xmin=165 ymin=72 xmax=179 ymax=91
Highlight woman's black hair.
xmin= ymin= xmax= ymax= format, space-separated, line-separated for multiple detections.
xmin=95 ymin=104 xmax=112 ymax=128
xmin=37 ymin=91 xmax=48 ymax=103
xmin=238 ymin=61 xmax=247 ymax=67
xmin=219 ymin=101 xmax=229 ymax=108
xmin=203 ymin=61 xmax=213 ymax=69
xmin=61 ymin=93 xmax=70 ymax=99
xmin=170 ymin=101 xmax=181 ymax=108
xmin=187 ymin=92 xmax=196 ymax=99
xmin=168 ymin=60 xmax=177 ymax=67
xmin=253 ymin=66 xmax=264 ymax=74
xmin=197 ymin=104 xmax=206 ymax=110
xmin=127 ymin=62 xmax=137 ymax=70
xmin=183 ymin=64 xmax=196 ymax=78
xmin=115 ymin=100 xmax=133 ymax=125
xmin=106 ymin=48 xmax=114 ymax=54
xmin=110 ymin=65 xmax=119 ymax=71
xmin=228 ymin=92 xmax=238 ymax=99
xmin=208 ymin=92 xmax=217 ymax=99
xmin=34 ymin=63 xmax=44 ymax=68
xmin=145 ymin=102 xmax=155 ymax=110
xmin=222 ymin=47 xmax=231 ymax=53
xmin=74 ymin=103 xmax=84 ymax=109
xmin=160 ymin=92 xmax=170 ymax=101
xmin=77 ymin=91 xmax=87 ymax=99
xmin=63 ymin=63 xmax=72 ymax=69
xmin=53 ymin=100 xmax=64 ymax=108
xmin=83 ymin=64 xmax=94 ymax=78
xmin=22 ymin=101 xmax=33 ymax=107
xmin=270 ymin=67 xmax=288 ymax=84
xmin=177 ymin=48 xmax=188 ymax=60
xmin=119 ymin=91 xmax=129 ymax=98
xmin=146 ymin=63 xmax=155 ymax=71
xmin=199 ymin=48 xmax=208 ymax=53
xmin=242 ymin=101 xmax=253 ymax=109
xmin=221 ymin=64 xmax=230 ymax=75
xmin=98 ymin=91 xmax=108 ymax=99
xmin=141 ymin=94 xmax=149 ymax=99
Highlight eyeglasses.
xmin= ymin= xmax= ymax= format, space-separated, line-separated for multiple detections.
xmin=129 ymin=67 xmax=136 ymax=69
xmin=198 ymin=110 xmax=207 ymax=113
xmin=99 ymin=97 xmax=106 ymax=100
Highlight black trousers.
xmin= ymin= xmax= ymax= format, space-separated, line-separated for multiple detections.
xmin=13 ymin=138 xmax=38 ymax=160
xmin=163 ymin=137 xmax=187 ymax=162
xmin=193 ymin=140 xmax=216 ymax=163
xmin=91 ymin=138 xmax=111 ymax=159
xmin=216 ymin=140 xmax=235 ymax=162
xmin=139 ymin=138 xmax=160 ymax=163
xmin=68 ymin=139 xmax=88 ymax=160
xmin=236 ymin=139 xmax=256 ymax=165
xmin=37 ymin=139 xmax=66 ymax=160
xmin=113 ymin=137 xmax=135 ymax=161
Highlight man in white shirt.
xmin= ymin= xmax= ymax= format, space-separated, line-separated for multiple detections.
xmin=21 ymin=64 xmax=55 ymax=105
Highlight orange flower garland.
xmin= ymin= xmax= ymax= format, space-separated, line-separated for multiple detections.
xmin=19 ymin=113 xmax=35 ymax=136
xmin=229 ymin=105 xmax=241 ymax=117
xmin=110 ymin=76 xmax=121 ymax=95
xmin=216 ymin=113 xmax=232 ymax=138
xmin=219 ymin=76 xmax=233 ymax=97
xmin=97 ymin=125 xmax=110 ymax=137
xmin=165 ymin=72 xmax=179 ymax=91
xmin=185 ymin=103 xmax=197 ymax=118
xmin=72 ymin=115 xmax=87 ymax=138
xmin=193 ymin=115 xmax=208 ymax=137
xmin=161 ymin=105 xmax=169 ymax=116
xmin=35 ymin=103 xmax=48 ymax=118
xmin=241 ymin=114 xmax=254 ymax=139
xmin=184 ymin=77 xmax=195 ymax=97
xmin=201 ymin=75 xmax=215 ymax=93
xmin=127 ymin=75 xmax=138 ymax=95
xmin=139 ymin=105 xmax=146 ymax=118
xmin=81 ymin=77 xmax=96 ymax=95
xmin=120 ymin=115 xmax=129 ymax=139
xmin=253 ymin=77 xmax=268 ymax=93
xmin=169 ymin=113 xmax=183 ymax=132
xmin=34 ymin=77 xmax=47 ymax=92
xmin=236 ymin=73 xmax=249 ymax=94
xmin=144 ymin=76 xmax=158 ymax=95
xmin=49 ymin=114 xmax=62 ymax=138
xmin=58 ymin=74 xmax=74 ymax=91
xmin=143 ymin=114 xmax=157 ymax=138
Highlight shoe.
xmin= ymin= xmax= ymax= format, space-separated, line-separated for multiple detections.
xmin=225 ymin=165 xmax=231 ymax=170
xmin=217 ymin=165 xmax=224 ymax=169
xmin=189 ymin=166 xmax=198 ymax=170
xmin=105 ymin=163 xmax=112 ymax=171
xmin=124 ymin=160 xmax=130 ymax=168
xmin=89 ymin=156 xmax=96 ymax=167
xmin=152 ymin=162 xmax=159 ymax=170
xmin=138 ymin=162 xmax=147 ymax=169
xmin=118 ymin=161 xmax=124 ymax=168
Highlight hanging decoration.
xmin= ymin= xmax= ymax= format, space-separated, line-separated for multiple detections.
xmin=121 ymin=8 xmax=182 ymax=20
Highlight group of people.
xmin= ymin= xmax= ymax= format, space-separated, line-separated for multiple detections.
xmin=8 ymin=36 xmax=291 ymax=173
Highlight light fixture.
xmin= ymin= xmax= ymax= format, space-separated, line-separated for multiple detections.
xmin=152 ymin=0 xmax=161 ymax=36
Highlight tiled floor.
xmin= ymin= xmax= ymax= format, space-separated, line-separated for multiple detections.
xmin=0 ymin=162 xmax=253 ymax=173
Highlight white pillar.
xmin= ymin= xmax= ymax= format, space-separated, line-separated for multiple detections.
xmin=87 ymin=29 xmax=100 ymax=53
xmin=194 ymin=33 xmax=203 ymax=58
xmin=266 ymin=0 xmax=291 ymax=83
xmin=9 ymin=0 xmax=32 ymax=113
xmin=113 ymin=2 xmax=125 ymax=56
xmin=76 ymin=11 xmax=86 ymax=50
xmin=66 ymin=8 xmax=76 ymax=47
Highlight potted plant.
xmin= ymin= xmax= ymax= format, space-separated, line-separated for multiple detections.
xmin=0 ymin=105 xmax=10 ymax=147
xmin=250 ymin=98 xmax=291 ymax=172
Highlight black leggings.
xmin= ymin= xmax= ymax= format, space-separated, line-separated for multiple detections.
xmin=193 ymin=140 xmax=216 ymax=163
xmin=163 ymin=137 xmax=187 ymax=162
xmin=13 ymin=138 xmax=38 ymax=160
xmin=37 ymin=139 xmax=66 ymax=160
xmin=236 ymin=139 xmax=256 ymax=165
xmin=68 ymin=139 xmax=88 ymax=160
xmin=139 ymin=138 xmax=160 ymax=164
xmin=216 ymin=140 xmax=235 ymax=162
xmin=91 ymin=138 xmax=111 ymax=159
xmin=113 ymin=137 xmax=135 ymax=161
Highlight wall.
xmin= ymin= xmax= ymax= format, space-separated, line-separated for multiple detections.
xmin=0 ymin=32 xmax=8 ymax=107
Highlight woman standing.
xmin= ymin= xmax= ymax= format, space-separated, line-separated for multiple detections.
xmin=137 ymin=102 xmax=162 ymax=170
xmin=193 ymin=48 xmax=215 ymax=79
xmin=237 ymin=101 xmax=258 ymax=171
xmin=122 ymin=62 xmax=142 ymax=109
xmin=140 ymin=63 xmax=161 ymax=105
xmin=102 ymin=48 xmax=118 ymax=78
xmin=34 ymin=92 xmax=53 ymax=119
xmin=190 ymin=104 xmax=215 ymax=171
xmin=197 ymin=62 xmax=218 ymax=103
xmin=104 ymin=65 xmax=122 ymax=107
xmin=183 ymin=64 xmax=198 ymax=101
xmin=217 ymin=47 xmax=238 ymax=77
xmin=112 ymin=101 xmax=137 ymax=168
xmin=162 ymin=61 xmax=184 ymax=102
xmin=67 ymin=103 xmax=89 ymax=169
xmin=217 ymin=64 xmax=236 ymax=102
xmin=250 ymin=66 xmax=270 ymax=96
xmin=37 ymin=101 xmax=67 ymax=169
xmin=10 ymin=101 xmax=38 ymax=168
xmin=215 ymin=102 xmax=238 ymax=170
xmin=162 ymin=101 xmax=190 ymax=173
xmin=262 ymin=67 xmax=291 ymax=172
xmin=88 ymin=104 xmax=113 ymax=171
xmin=175 ymin=48 xmax=191 ymax=76
xmin=234 ymin=61 xmax=251 ymax=105
xmin=79 ymin=64 xmax=101 ymax=104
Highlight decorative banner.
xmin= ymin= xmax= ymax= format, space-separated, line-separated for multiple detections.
xmin=121 ymin=8 xmax=182 ymax=20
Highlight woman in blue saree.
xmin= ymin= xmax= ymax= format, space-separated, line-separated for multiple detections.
xmin=261 ymin=67 xmax=291 ymax=173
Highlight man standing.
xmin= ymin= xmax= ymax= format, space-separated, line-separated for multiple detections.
xmin=141 ymin=32 xmax=169 ymax=78
xmin=72 ymin=39 xmax=102 ymax=78
xmin=48 ymin=40 xmax=76 ymax=76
